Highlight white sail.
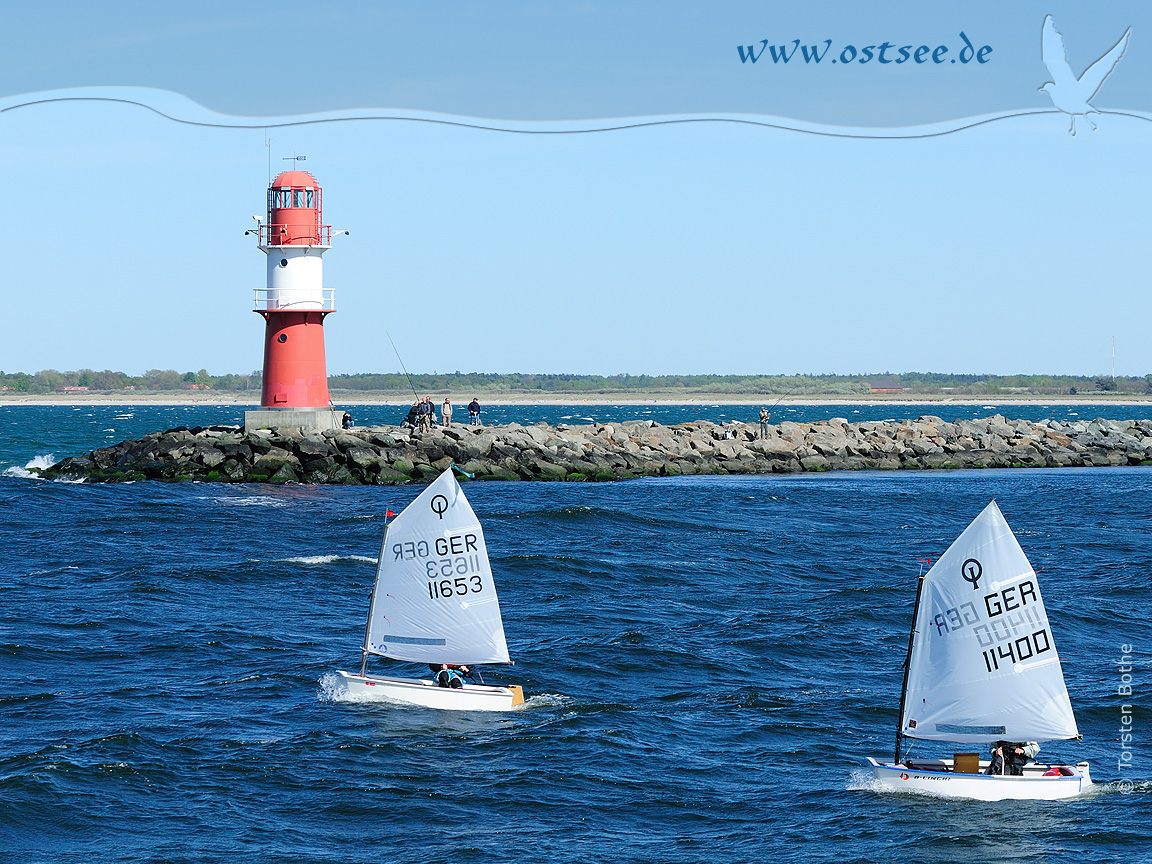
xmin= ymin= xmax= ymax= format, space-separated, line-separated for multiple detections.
xmin=900 ymin=501 xmax=1079 ymax=744
xmin=364 ymin=469 xmax=510 ymax=665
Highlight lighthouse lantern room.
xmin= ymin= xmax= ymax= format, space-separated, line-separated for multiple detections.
xmin=244 ymin=168 xmax=343 ymax=433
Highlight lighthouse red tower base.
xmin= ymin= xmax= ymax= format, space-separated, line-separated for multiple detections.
xmin=258 ymin=309 xmax=332 ymax=407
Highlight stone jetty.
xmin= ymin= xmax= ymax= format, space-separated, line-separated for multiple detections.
xmin=36 ymin=415 xmax=1152 ymax=485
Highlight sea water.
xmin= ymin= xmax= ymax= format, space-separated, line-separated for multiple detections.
xmin=1 ymin=406 xmax=1149 ymax=862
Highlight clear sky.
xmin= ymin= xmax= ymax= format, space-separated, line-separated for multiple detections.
xmin=0 ymin=3 xmax=1148 ymax=377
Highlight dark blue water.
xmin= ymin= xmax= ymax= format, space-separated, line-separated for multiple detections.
xmin=1 ymin=407 xmax=1150 ymax=862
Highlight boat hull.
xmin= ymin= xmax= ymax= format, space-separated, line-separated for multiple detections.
xmin=336 ymin=670 xmax=524 ymax=712
xmin=865 ymin=757 xmax=1091 ymax=801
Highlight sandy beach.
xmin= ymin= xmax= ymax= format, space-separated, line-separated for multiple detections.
xmin=4 ymin=392 xmax=1152 ymax=408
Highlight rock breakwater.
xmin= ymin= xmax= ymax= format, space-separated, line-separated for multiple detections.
xmin=37 ymin=415 xmax=1152 ymax=485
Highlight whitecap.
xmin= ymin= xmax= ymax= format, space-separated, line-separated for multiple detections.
xmin=3 ymin=453 xmax=56 ymax=479
xmin=845 ymin=767 xmax=960 ymax=799
xmin=317 ymin=671 xmax=371 ymax=704
xmin=200 ymin=496 xmax=290 ymax=508
xmin=519 ymin=692 xmax=571 ymax=710
xmin=1091 ymin=779 xmax=1152 ymax=796
xmin=27 ymin=565 xmax=80 ymax=577
xmin=280 ymin=554 xmax=377 ymax=566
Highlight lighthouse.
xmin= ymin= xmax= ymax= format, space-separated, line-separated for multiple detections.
xmin=244 ymin=168 xmax=346 ymax=433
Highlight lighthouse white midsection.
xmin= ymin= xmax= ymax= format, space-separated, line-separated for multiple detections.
xmin=257 ymin=245 xmax=333 ymax=310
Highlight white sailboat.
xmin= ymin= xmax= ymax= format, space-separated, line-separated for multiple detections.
xmin=337 ymin=467 xmax=525 ymax=711
xmin=867 ymin=500 xmax=1091 ymax=800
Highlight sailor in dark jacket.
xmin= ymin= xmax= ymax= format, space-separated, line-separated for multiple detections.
xmin=429 ymin=663 xmax=473 ymax=688
xmin=986 ymin=741 xmax=1039 ymax=775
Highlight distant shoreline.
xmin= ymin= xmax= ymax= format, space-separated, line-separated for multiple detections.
xmin=4 ymin=393 xmax=1152 ymax=408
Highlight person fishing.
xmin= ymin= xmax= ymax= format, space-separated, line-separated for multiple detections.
xmin=403 ymin=400 xmax=420 ymax=429
xmin=429 ymin=663 xmax=474 ymax=689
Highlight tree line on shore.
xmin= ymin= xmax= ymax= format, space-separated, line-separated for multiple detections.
xmin=2 ymin=369 xmax=1150 ymax=397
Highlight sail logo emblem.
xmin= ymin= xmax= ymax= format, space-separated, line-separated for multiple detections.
xmin=961 ymin=558 xmax=982 ymax=590
xmin=430 ymin=494 xmax=449 ymax=519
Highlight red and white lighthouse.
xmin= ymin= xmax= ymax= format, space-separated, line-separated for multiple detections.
xmin=246 ymin=169 xmax=345 ymax=430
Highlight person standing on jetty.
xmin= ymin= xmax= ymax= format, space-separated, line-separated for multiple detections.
xmin=759 ymin=407 xmax=769 ymax=439
xmin=417 ymin=396 xmax=435 ymax=432
xmin=468 ymin=398 xmax=482 ymax=426
xmin=442 ymin=398 xmax=453 ymax=427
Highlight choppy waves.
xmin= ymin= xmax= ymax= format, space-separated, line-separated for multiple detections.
xmin=2 ymin=458 xmax=1151 ymax=861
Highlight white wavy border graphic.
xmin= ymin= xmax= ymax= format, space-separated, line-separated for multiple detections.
xmin=4 ymin=86 xmax=1150 ymax=139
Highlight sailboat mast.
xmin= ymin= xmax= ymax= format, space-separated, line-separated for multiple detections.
xmin=894 ymin=564 xmax=928 ymax=764
xmin=359 ymin=520 xmax=392 ymax=677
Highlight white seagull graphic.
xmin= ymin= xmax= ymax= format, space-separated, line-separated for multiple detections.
xmin=1040 ymin=15 xmax=1131 ymax=135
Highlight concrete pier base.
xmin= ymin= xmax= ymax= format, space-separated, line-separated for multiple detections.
xmin=244 ymin=407 xmax=343 ymax=434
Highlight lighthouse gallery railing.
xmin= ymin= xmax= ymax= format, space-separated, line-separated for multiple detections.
xmin=253 ymin=289 xmax=336 ymax=311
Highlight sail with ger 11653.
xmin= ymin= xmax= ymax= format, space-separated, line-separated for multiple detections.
xmin=365 ymin=469 xmax=510 ymax=666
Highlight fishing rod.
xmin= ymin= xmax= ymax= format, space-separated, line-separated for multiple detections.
xmin=386 ymin=330 xmax=421 ymax=401
xmin=762 ymin=383 xmax=794 ymax=422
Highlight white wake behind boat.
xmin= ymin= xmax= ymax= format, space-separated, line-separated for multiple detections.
xmin=337 ymin=467 xmax=524 ymax=712
xmin=867 ymin=501 xmax=1090 ymax=801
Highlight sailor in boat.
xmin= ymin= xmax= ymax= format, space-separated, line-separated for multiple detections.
xmin=986 ymin=741 xmax=1040 ymax=776
xmin=430 ymin=664 xmax=474 ymax=689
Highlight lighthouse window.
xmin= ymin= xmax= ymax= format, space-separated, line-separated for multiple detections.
xmin=305 ymin=190 xmax=315 ymax=208
xmin=280 ymin=258 xmax=288 ymax=267
xmin=293 ymin=190 xmax=304 ymax=208
xmin=278 ymin=333 xmax=287 ymax=343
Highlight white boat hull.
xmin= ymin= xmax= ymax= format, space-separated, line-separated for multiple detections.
xmin=337 ymin=670 xmax=525 ymax=712
xmin=866 ymin=757 xmax=1091 ymax=801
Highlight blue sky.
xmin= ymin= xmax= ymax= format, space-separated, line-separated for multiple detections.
xmin=0 ymin=3 xmax=1148 ymax=377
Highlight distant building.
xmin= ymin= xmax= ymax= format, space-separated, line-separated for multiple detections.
xmin=57 ymin=385 xmax=89 ymax=392
xmin=869 ymin=378 xmax=904 ymax=394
